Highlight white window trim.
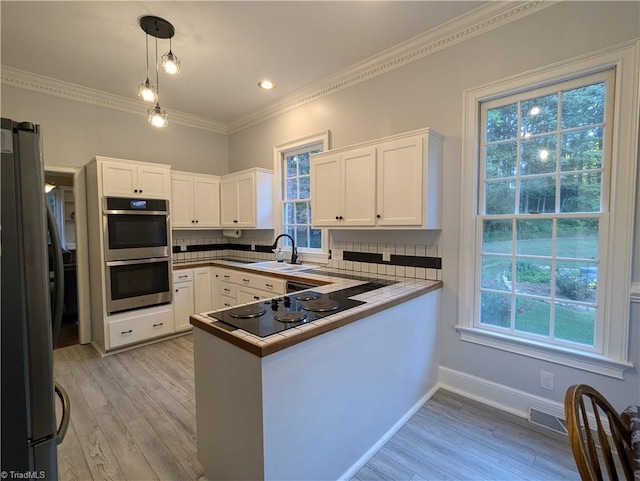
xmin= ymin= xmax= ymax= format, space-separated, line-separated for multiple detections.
xmin=458 ymin=41 xmax=640 ymax=378
xmin=273 ymin=131 xmax=331 ymax=264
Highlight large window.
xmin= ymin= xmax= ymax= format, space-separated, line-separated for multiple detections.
xmin=478 ymin=71 xmax=612 ymax=352
xmin=274 ymin=132 xmax=330 ymax=257
xmin=283 ymin=146 xmax=322 ymax=249
xmin=458 ymin=43 xmax=639 ymax=377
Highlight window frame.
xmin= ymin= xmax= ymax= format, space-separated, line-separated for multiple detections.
xmin=457 ymin=41 xmax=640 ymax=379
xmin=273 ymin=131 xmax=331 ymax=263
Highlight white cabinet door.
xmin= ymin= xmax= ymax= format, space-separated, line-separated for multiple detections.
xmin=311 ymin=153 xmax=342 ymax=226
xmin=376 ymin=135 xmax=423 ymax=226
xmin=101 ymin=162 xmax=137 ymax=197
xmin=174 ymin=281 xmax=195 ymax=332
xmin=137 ymin=165 xmax=171 ymax=198
xmin=194 ymin=267 xmax=212 ymax=313
xmin=194 ymin=177 xmax=220 ymax=228
xmin=211 ymin=269 xmax=221 ymax=310
xmin=342 ymin=147 xmax=376 ymax=226
xmin=220 ymin=178 xmax=239 ymax=227
xmin=235 ymin=174 xmax=256 ymax=227
xmin=101 ymin=161 xmax=170 ymax=199
xmin=171 ymin=174 xmax=194 ymax=228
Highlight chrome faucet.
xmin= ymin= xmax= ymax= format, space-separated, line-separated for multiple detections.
xmin=271 ymin=234 xmax=298 ymax=265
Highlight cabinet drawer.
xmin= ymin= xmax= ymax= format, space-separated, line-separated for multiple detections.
xmin=220 ymin=281 xmax=237 ymax=297
xmin=108 ymin=310 xmax=174 ymax=349
xmin=220 ymin=294 xmax=236 ymax=308
xmin=219 ymin=270 xmax=237 ymax=284
xmin=236 ymin=273 xmax=286 ymax=294
xmin=173 ymin=270 xmax=194 ymax=283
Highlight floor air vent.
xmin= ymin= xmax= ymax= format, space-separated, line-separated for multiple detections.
xmin=528 ymin=407 xmax=568 ymax=435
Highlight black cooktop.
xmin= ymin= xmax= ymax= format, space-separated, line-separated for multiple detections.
xmin=207 ymin=290 xmax=365 ymax=338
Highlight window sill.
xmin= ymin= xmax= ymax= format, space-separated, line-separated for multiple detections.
xmin=455 ymin=326 xmax=633 ymax=379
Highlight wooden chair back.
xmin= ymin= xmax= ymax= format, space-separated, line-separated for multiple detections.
xmin=564 ymin=384 xmax=635 ymax=481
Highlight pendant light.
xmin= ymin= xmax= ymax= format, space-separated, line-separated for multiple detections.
xmin=138 ymin=16 xmax=178 ymax=128
xmin=161 ymin=38 xmax=181 ymax=75
xmin=137 ymin=32 xmax=157 ymax=103
xmin=147 ymin=36 xmax=168 ymax=128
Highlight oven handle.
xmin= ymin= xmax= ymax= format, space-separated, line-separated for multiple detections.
xmin=106 ymin=257 xmax=170 ymax=267
xmin=103 ymin=209 xmax=169 ymax=216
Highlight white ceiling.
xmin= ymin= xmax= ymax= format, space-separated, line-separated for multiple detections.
xmin=1 ymin=1 xmax=487 ymax=125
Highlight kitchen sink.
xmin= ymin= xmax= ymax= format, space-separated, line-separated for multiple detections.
xmin=249 ymin=261 xmax=316 ymax=272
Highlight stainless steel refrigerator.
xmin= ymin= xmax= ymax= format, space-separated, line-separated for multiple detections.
xmin=1 ymin=118 xmax=70 ymax=477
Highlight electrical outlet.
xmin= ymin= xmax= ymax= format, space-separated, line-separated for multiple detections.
xmin=179 ymin=240 xmax=187 ymax=252
xmin=540 ymin=371 xmax=555 ymax=391
xmin=332 ymin=249 xmax=343 ymax=261
xmin=251 ymin=242 xmax=256 ymax=251
xmin=382 ymin=248 xmax=391 ymax=262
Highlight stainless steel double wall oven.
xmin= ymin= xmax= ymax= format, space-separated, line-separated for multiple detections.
xmin=103 ymin=197 xmax=172 ymax=314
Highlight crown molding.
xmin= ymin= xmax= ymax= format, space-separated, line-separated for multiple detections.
xmin=227 ymin=0 xmax=555 ymax=134
xmin=2 ymin=1 xmax=554 ymax=137
xmin=1 ymin=66 xmax=228 ymax=134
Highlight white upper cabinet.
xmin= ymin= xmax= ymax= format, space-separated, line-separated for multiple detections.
xmin=100 ymin=159 xmax=171 ymax=199
xmin=171 ymin=172 xmax=220 ymax=229
xmin=311 ymin=147 xmax=376 ymax=226
xmin=220 ymin=168 xmax=273 ymax=229
xmin=310 ymin=129 xmax=443 ymax=229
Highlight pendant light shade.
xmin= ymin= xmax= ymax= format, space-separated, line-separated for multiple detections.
xmin=161 ymin=38 xmax=181 ymax=75
xmin=148 ymin=103 xmax=168 ymax=128
xmin=138 ymin=15 xmax=180 ymax=127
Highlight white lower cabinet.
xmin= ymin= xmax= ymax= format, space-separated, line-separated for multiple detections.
xmin=173 ymin=270 xmax=195 ymax=332
xmin=108 ymin=305 xmax=174 ymax=349
xmin=194 ymin=267 xmax=213 ymax=313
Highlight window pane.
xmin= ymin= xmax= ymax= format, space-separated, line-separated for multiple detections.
xmin=554 ymin=303 xmax=595 ymax=345
xmin=298 ymin=176 xmax=310 ymax=199
xmin=310 ymin=229 xmax=322 ymax=249
xmin=555 ymin=261 xmax=597 ymax=302
xmin=295 ymin=201 xmax=309 ymax=224
xmin=556 ymin=218 xmax=599 ymax=259
xmin=284 ymin=226 xmax=295 ymax=247
xmin=482 ymin=220 xmax=512 ymax=254
xmin=521 ymin=94 xmax=557 ymax=136
xmin=520 ymin=135 xmax=556 ymax=175
xmin=486 ymin=142 xmax=517 ymax=179
xmin=286 ymin=179 xmax=298 ymax=200
xmin=298 ymin=153 xmax=310 ymax=175
xmin=482 ymin=256 xmax=511 ymax=292
xmin=516 ymin=219 xmax=552 ymax=256
xmin=560 ymin=173 xmax=601 ymax=213
xmin=286 ymin=155 xmax=298 ymax=177
xmin=561 ymin=128 xmax=603 ymax=171
xmin=284 ymin=202 xmax=295 ymax=224
xmin=486 ymin=103 xmax=518 ymax=142
xmin=480 ymin=291 xmax=511 ymax=328
xmin=561 ymin=82 xmax=605 ymax=129
xmin=485 ymin=180 xmax=515 ymax=214
xmin=519 ymin=176 xmax=555 ymax=214
xmin=514 ymin=297 xmax=550 ymax=336
xmin=514 ymin=259 xmax=551 ymax=296
xmin=296 ymin=226 xmax=309 ymax=248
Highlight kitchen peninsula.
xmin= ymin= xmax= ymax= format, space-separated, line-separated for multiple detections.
xmin=189 ymin=262 xmax=441 ymax=481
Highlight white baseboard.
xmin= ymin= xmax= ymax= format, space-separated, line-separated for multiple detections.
xmin=339 ymin=383 xmax=441 ymax=481
xmin=438 ymin=366 xmax=566 ymax=420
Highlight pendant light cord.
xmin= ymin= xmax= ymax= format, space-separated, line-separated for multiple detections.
xmin=145 ymin=33 xmax=150 ymax=81
xmin=155 ymin=35 xmax=160 ymax=98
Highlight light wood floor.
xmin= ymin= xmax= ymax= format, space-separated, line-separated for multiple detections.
xmin=54 ymin=334 xmax=578 ymax=481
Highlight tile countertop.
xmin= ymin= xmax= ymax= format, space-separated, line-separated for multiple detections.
xmin=185 ymin=260 xmax=443 ymax=357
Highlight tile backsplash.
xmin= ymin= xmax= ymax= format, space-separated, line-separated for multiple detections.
xmin=171 ymin=231 xmax=441 ymax=281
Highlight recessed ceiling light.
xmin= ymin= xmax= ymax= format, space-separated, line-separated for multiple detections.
xmin=258 ymin=80 xmax=276 ymax=90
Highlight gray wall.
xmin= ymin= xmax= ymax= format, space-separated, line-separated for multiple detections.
xmin=228 ymin=1 xmax=640 ymax=409
xmin=1 ymin=85 xmax=229 ymax=173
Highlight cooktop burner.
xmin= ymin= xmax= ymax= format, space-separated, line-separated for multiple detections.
xmin=301 ymin=299 xmax=339 ymax=312
xmin=207 ymin=290 xmax=366 ymax=338
xmin=274 ymin=311 xmax=307 ymax=323
xmin=228 ymin=305 xmax=267 ymax=318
